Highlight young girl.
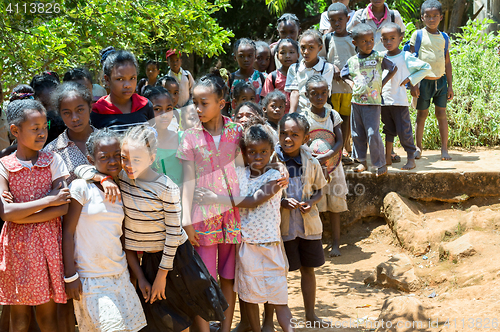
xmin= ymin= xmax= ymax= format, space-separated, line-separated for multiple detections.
xmin=180 ymin=103 xmax=200 ymax=130
xmin=269 ymin=14 xmax=301 ymax=72
xmin=63 ymin=128 xmax=147 ymax=332
xmin=234 ymin=102 xmax=264 ymax=127
xmin=262 ymin=90 xmax=286 ymax=132
xmin=261 ymin=38 xmax=299 ymax=114
xmin=254 ymin=41 xmax=272 ymax=75
xmin=120 ymin=125 xmax=227 ymax=332
xmin=91 ymin=50 xmax=155 ymax=134
xmin=157 ymin=75 xmax=180 ymax=108
xmin=285 ymin=29 xmax=334 ymax=113
xmin=302 ymin=75 xmax=348 ymax=257
xmin=233 ymin=82 xmax=257 ymax=109
xmin=228 ymin=39 xmax=266 ymax=111
xmin=177 ymin=73 xmax=243 ymax=332
xmin=0 ymin=99 xmax=71 ymax=331
xmin=276 ymin=112 xmax=327 ymax=323
xmin=194 ymin=122 xmax=293 ymax=332
xmin=137 ymin=60 xmax=160 ymax=92
xmin=166 ymin=49 xmax=195 ymax=107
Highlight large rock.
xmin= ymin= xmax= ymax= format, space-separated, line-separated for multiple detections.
xmin=375 ymin=296 xmax=429 ymax=332
xmin=439 ymin=232 xmax=477 ymax=261
xmin=364 ymin=254 xmax=421 ymax=292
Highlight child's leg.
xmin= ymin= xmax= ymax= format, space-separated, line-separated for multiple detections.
xmin=329 ymin=212 xmax=341 ymax=257
xmin=274 ymin=305 xmax=294 ymax=332
xmin=363 ymin=105 xmax=386 ymax=175
xmin=300 ymin=266 xmax=319 ymax=322
xmin=233 ymin=299 xmax=251 ymax=332
xmin=414 ymin=108 xmax=429 ymax=159
xmin=10 ymin=305 xmax=32 ymax=332
xmin=242 ymin=301 xmax=261 ymax=332
xmin=435 ymin=106 xmax=451 ymax=160
xmin=350 ymin=104 xmax=368 ymax=171
xmin=381 ymin=106 xmax=397 ymax=166
xmin=341 ymin=94 xmax=353 ymax=156
xmin=394 ymin=106 xmax=417 ymax=170
xmin=57 ymin=301 xmax=75 ymax=332
xmin=218 ymin=243 xmax=237 ymax=332
xmin=34 ymin=300 xmax=58 ymax=332
xmin=262 ymin=303 xmax=275 ymax=332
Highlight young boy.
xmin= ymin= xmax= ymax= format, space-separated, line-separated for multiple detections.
xmin=319 ymin=2 xmax=356 ymax=165
xmin=341 ymin=23 xmax=397 ymax=176
xmin=410 ymin=0 xmax=453 ymax=160
xmin=319 ymin=0 xmax=355 ymax=34
xmin=166 ymin=49 xmax=194 ymax=107
xmin=381 ymin=23 xmax=433 ymax=170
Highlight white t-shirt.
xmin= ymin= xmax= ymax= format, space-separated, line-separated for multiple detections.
xmin=213 ymin=134 xmax=221 ymax=149
xmin=0 ymin=152 xmax=69 ymax=182
xmin=69 ymin=180 xmax=128 ymax=278
xmin=319 ymin=9 xmax=356 ymax=33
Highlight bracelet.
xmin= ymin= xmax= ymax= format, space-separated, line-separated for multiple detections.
xmin=64 ymin=272 xmax=79 ymax=283
xmin=100 ymin=175 xmax=113 ymax=185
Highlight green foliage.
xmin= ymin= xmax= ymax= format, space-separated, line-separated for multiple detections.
xmin=0 ymin=0 xmax=233 ymax=90
xmin=410 ymin=19 xmax=500 ymax=149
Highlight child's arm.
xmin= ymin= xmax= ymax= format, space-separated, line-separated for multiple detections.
xmin=381 ymin=57 xmax=397 ymax=88
xmin=400 ymin=54 xmax=433 ymax=98
xmin=445 ymin=49 xmax=453 ymax=100
xmin=289 ymin=91 xmax=300 ymax=113
xmin=73 ymin=164 xmax=121 ymax=203
xmin=62 ymin=198 xmax=83 ymax=300
xmin=123 ymin=239 xmax=151 ymax=303
xmin=181 ymin=160 xmax=199 ymax=247
xmin=285 ymin=64 xmax=299 ymax=113
xmin=340 ymin=63 xmax=354 ymax=89
xmin=299 ymin=190 xmax=323 ymax=214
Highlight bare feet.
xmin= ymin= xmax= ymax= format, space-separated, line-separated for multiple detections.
xmin=414 ymin=148 xmax=422 ymax=159
xmin=441 ymin=149 xmax=452 ymax=160
xmin=401 ymin=158 xmax=416 ymax=170
xmin=385 ymin=153 xmax=392 ymax=166
xmin=376 ymin=165 xmax=387 ymax=177
xmin=231 ymin=322 xmax=251 ymax=332
xmin=305 ymin=315 xmax=322 ymax=325
xmin=329 ymin=246 xmax=341 ymax=257
xmin=354 ymin=162 xmax=367 ymax=172
xmin=261 ymin=323 xmax=275 ymax=332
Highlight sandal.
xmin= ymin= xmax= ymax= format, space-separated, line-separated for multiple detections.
xmin=376 ymin=165 xmax=388 ymax=177
xmin=391 ymin=153 xmax=401 ymax=163
xmin=342 ymin=155 xmax=354 ymax=165
xmin=354 ymin=163 xmax=367 ymax=172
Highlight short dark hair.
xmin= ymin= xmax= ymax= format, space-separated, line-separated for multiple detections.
xmin=30 ymin=72 xmax=59 ymax=99
xmin=351 ymin=23 xmax=374 ymax=40
xmin=421 ymin=0 xmax=443 ymax=15
xmin=6 ymin=99 xmax=46 ymax=127
xmin=102 ymin=50 xmax=138 ymax=78
xmin=146 ymin=60 xmax=159 ymax=70
xmin=234 ymin=101 xmax=264 ymax=118
xmin=305 ymin=74 xmax=328 ymax=93
xmin=299 ymin=29 xmax=323 ymax=46
xmin=157 ymin=75 xmax=179 ymax=88
xmin=328 ymin=3 xmax=348 ymax=16
xmin=278 ymin=112 xmax=310 ymax=135
xmin=233 ymin=82 xmax=256 ymax=101
xmin=86 ymin=128 xmax=120 ymax=159
xmin=63 ymin=68 xmax=93 ymax=85
xmin=142 ymin=86 xmax=173 ymax=104
xmin=261 ymin=90 xmax=286 ymax=108
xmin=276 ymin=38 xmax=300 ymax=54
xmin=381 ymin=22 xmax=402 ymax=36
xmin=241 ymin=123 xmax=275 ymax=151
xmin=233 ymin=38 xmax=257 ymax=55
xmin=51 ymin=82 xmax=92 ymax=115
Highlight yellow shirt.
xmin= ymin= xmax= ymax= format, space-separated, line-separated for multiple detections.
xmin=410 ymin=29 xmax=446 ymax=78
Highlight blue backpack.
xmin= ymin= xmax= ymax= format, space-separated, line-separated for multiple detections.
xmin=403 ymin=29 xmax=449 ymax=57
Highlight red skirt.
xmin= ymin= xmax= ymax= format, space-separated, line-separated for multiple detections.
xmin=0 ymin=219 xmax=67 ymax=305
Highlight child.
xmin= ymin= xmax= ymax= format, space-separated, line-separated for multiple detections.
xmin=92 ymin=50 xmax=155 ymax=134
xmin=302 ymin=75 xmax=347 ymax=257
xmin=410 ymin=0 xmax=453 ymax=161
xmin=319 ymin=2 xmax=356 ymax=165
xmin=228 ymin=38 xmax=266 ymax=110
xmin=254 ymin=41 xmax=272 ymax=75
xmin=166 ymin=49 xmax=195 ymax=107
xmin=142 ymin=60 xmax=160 ymax=89
xmin=262 ymin=90 xmax=286 ymax=132
xmin=285 ymin=29 xmax=334 ymax=113
xmin=157 ymin=75 xmax=180 ymax=108
xmin=340 ymin=23 xmax=397 ymax=176
xmin=234 ymin=102 xmax=265 ymax=127
xmin=180 ymin=103 xmax=200 ymax=130
xmin=177 ymin=73 xmax=243 ymax=332
xmin=63 ymin=128 xmax=147 ymax=332
xmin=63 ymin=68 xmax=94 ymax=97
xmin=261 ymin=38 xmax=300 ymax=114
xmin=381 ymin=23 xmax=433 ymax=170
xmin=0 ymin=99 xmax=71 ymax=331
xmin=233 ymin=82 xmax=257 ymax=109
xmin=350 ymin=0 xmax=405 ymax=52
xmin=193 ymin=122 xmax=293 ymax=332
xmin=276 ymin=112 xmax=327 ymax=323
xmin=269 ymin=14 xmax=301 ymax=72
xmin=319 ymin=0 xmax=355 ymax=34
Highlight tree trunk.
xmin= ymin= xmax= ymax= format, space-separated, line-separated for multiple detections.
xmin=449 ymin=0 xmax=467 ymax=33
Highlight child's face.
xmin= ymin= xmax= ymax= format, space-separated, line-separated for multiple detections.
xmin=164 ymin=82 xmax=180 ymax=107
xmin=422 ymin=8 xmax=443 ymax=30
xmin=181 ymin=104 xmax=200 ymax=130
xmin=146 ymin=64 xmax=160 ymax=81
xmin=328 ymin=11 xmax=348 ymax=34
xmin=92 ymin=138 xmax=122 ymax=178
xmin=235 ymin=88 xmax=256 ymax=107
xmin=306 ymin=82 xmax=329 ymax=110
xmin=152 ymin=94 xmax=175 ymax=131
xmin=245 ymin=140 xmax=273 ymax=173
xmin=167 ymin=54 xmax=182 ymax=73
xmin=254 ymin=47 xmax=271 ymax=73
xmin=11 ymin=110 xmax=47 ymax=152
xmin=370 ymin=0 xmax=385 ymax=9
xmin=235 ymin=45 xmax=256 ymax=71
xmin=193 ymin=86 xmax=225 ymax=124
xmin=264 ymin=98 xmax=285 ymax=123
xmin=279 ymin=119 xmax=309 ymax=157
xmin=352 ymin=31 xmax=375 ymax=55
xmin=121 ymin=141 xmax=155 ymax=180
xmin=277 ymin=42 xmax=299 ymax=68
xmin=278 ymin=22 xmax=300 ymax=41
xmin=59 ymin=93 xmax=91 ymax=134
xmin=300 ymin=35 xmax=322 ymax=66
xmin=234 ymin=106 xmax=258 ymax=126
xmin=106 ymin=63 xmax=137 ymax=102
xmin=381 ymin=27 xmax=403 ymax=53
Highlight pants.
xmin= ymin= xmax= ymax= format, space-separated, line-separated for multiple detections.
xmin=350 ymin=103 xmax=385 ymax=168
xmin=381 ymin=105 xmax=417 ymax=159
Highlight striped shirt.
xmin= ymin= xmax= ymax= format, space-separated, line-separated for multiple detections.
xmin=119 ymin=171 xmax=188 ymax=270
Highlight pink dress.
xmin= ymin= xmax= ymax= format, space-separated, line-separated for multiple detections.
xmin=177 ymin=116 xmax=242 ymax=246
xmin=0 ymin=151 xmax=66 ymax=305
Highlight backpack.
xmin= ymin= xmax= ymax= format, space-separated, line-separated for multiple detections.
xmin=403 ymin=29 xmax=450 ymax=57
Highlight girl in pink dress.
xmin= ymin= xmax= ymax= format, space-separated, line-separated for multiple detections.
xmin=0 ymin=99 xmax=71 ymax=331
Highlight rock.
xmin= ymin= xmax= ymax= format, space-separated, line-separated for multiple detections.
xmin=375 ymin=296 xmax=429 ymax=332
xmin=364 ymin=254 xmax=421 ymax=292
xmin=439 ymin=232 xmax=477 ymax=261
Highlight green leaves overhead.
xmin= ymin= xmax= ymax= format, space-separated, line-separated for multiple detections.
xmin=0 ymin=0 xmax=233 ymax=89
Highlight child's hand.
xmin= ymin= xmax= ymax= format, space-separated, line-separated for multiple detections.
xmin=184 ymin=224 xmax=200 ymax=247
xmin=65 ymin=278 xmax=82 ymax=301
xmin=447 ymin=86 xmax=454 ymax=101
xmin=276 ymin=163 xmax=289 ymax=188
xmin=400 ymin=77 xmax=410 ymax=87
xmin=48 ymin=183 xmax=71 ymax=206
xmin=314 ymin=153 xmax=331 ymax=166
xmin=194 ymin=188 xmax=218 ymax=205
xmin=299 ymin=201 xmax=312 ymax=214
xmin=2 ymin=191 xmax=14 ymax=204
xmin=281 ymin=198 xmax=300 ymax=210
xmin=101 ymin=178 xmax=121 ymax=204
xmin=150 ymin=270 xmax=168 ymax=304
xmin=138 ymin=276 xmax=152 ymax=303
xmin=410 ymin=84 xmax=420 ymax=98
xmin=333 ymin=65 xmax=341 ymax=81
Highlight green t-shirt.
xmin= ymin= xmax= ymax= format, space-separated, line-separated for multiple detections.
xmin=152 ymin=132 xmax=184 ymax=188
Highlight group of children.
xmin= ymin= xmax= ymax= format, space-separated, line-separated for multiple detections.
xmin=0 ymin=0 xmax=454 ymax=331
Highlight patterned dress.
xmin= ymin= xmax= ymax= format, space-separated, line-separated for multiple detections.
xmin=0 ymin=151 xmax=66 ymax=305
xmin=228 ymin=70 xmax=265 ymax=110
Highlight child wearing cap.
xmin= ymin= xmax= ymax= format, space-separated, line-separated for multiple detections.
xmin=166 ymin=49 xmax=195 ymax=107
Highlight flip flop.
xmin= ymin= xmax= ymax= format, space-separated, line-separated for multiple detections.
xmin=391 ymin=153 xmax=401 ymax=163
xmin=354 ymin=163 xmax=367 ymax=172
xmin=376 ymin=165 xmax=388 ymax=177
xmin=342 ymin=155 xmax=354 ymax=165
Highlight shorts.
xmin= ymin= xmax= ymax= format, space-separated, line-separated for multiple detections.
xmin=416 ymin=76 xmax=448 ymax=110
xmin=331 ymin=93 xmax=352 ymax=116
xmin=283 ymin=238 xmax=325 ymax=272
xmin=195 ymin=243 xmax=236 ymax=280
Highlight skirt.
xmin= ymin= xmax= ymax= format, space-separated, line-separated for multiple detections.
xmin=0 ymin=220 xmax=66 ymax=305
xmin=139 ymin=241 xmax=228 ymax=332
xmin=74 ymin=270 xmax=147 ymax=332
